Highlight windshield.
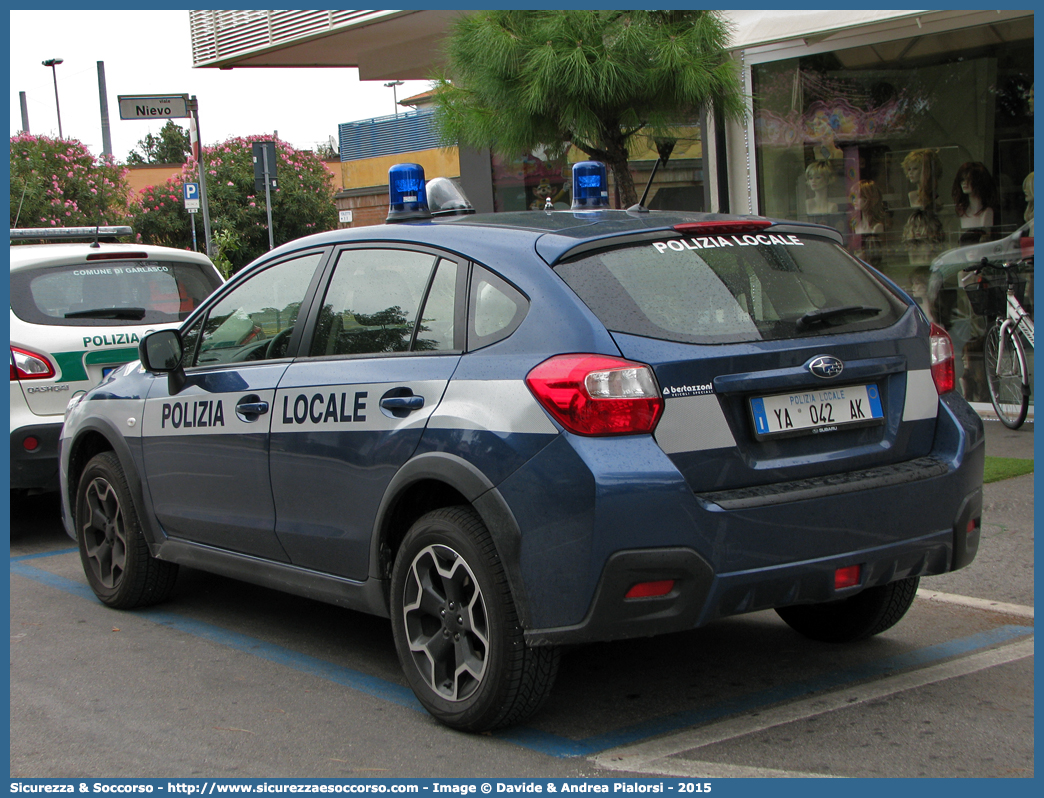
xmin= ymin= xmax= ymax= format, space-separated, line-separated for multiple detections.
xmin=555 ymin=234 xmax=908 ymax=345
xmin=10 ymin=260 xmax=220 ymax=327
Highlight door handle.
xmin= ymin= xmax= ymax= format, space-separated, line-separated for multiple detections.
xmin=236 ymin=397 xmax=269 ymax=422
xmin=380 ymin=395 xmax=424 ymax=411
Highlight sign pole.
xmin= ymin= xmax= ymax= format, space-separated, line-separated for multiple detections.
xmin=188 ymin=96 xmax=214 ymax=258
xmin=262 ymin=144 xmax=275 ymax=251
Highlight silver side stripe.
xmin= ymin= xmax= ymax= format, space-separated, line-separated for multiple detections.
xmin=143 ymin=390 xmax=275 ymax=437
xmin=63 ymin=396 xmax=147 ymax=440
xmin=272 ymin=380 xmax=444 ymax=432
xmin=654 ymin=394 xmax=736 ymax=454
xmin=141 ymin=381 xmax=447 ymax=437
xmin=427 ymin=380 xmax=558 ymax=435
xmin=902 ymin=369 xmax=939 ymax=421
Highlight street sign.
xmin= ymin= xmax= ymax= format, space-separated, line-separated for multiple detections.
xmin=252 ymin=141 xmax=278 ymax=193
xmin=183 ymin=182 xmax=201 ymax=211
xmin=117 ymin=94 xmax=191 ymax=120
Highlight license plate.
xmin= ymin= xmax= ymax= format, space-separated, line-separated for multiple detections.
xmin=750 ymin=384 xmax=883 ymax=438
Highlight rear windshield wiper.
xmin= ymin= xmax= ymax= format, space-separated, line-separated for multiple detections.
xmin=796 ymin=305 xmax=881 ymax=330
xmin=65 ymin=307 xmax=147 ymax=320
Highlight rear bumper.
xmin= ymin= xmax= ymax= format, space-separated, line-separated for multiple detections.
xmin=510 ymin=394 xmax=985 ymax=646
xmin=525 ymin=483 xmax=981 ymax=646
xmin=11 ymin=423 xmax=62 ymax=492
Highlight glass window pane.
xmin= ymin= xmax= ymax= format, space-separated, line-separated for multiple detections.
xmin=12 ymin=261 xmax=220 ymax=327
xmin=194 ymin=252 xmax=322 ymax=366
xmin=556 ymin=236 xmax=906 ymax=344
xmin=750 ymin=21 xmax=1033 ymax=401
xmin=468 ymin=266 xmax=528 ymax=349
xmin=310 ymin=249 xmax=436 ymax=357
xmin=414 ymin=258 xmax=459 ymax=352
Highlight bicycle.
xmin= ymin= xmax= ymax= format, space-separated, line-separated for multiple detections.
xmin=963 ymin=257 xmax=1034 ymax=428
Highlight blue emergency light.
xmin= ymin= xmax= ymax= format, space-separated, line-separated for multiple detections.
xmin=386 ymin=163 xmax=432 ymax=222
xmin=570 ymin=161 xmax=611 ymax=210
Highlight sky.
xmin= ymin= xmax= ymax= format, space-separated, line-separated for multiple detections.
xmin=8 ymin=9 xmax=434 ymax=161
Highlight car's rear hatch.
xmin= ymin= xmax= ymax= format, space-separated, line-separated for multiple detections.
xmin=553 ymin=222 xmax=944 ymax=496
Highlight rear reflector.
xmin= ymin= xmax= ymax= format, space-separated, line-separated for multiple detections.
xmin=22 ymin=436 xmax=39 ymax=452
xmin=834 ymin=565 xmax=862 ymax=590
xmin=625 ymin=580 xmax=675 ymax=599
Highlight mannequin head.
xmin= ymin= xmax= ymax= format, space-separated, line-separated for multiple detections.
xmin=849 ymin=180 xmax=886 ymax=224
xmin=805 ymin=160 xmax=835 ymax=193
xmin=952 ymin=162 xmax=997 ymax=218
xmin=902 ymin=208 xmax=943 ymax=264
xmin=901 ymin=149 xmax=941 ymax=209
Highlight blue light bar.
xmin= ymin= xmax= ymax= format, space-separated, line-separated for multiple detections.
xmin=386 ymin=163 xmax=432 ymax=222
xmin=571 ymin=161 xmax=610 ymax=210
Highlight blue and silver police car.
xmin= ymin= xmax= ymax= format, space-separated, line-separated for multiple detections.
xmin=60 ymin=162 xmax=984 ymax=732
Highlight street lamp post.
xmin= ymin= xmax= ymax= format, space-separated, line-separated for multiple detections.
xmin=384 ymin=80 xmax=404 ymax=116
xmin=42 ymin=58 xmax=64 ymax=139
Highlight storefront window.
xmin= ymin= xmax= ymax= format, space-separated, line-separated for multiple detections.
xmin=491 ymin=150 xmax=573 ymax=212
xmin=489 ymin=127 xmax=707 ymax=212
xmin=752 ymin=20 xmax=1033 ymax=403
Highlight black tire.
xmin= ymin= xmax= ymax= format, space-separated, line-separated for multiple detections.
xmin=390 ymin=506 xmax=559 ymax=732
xmin=775 ymin=576 xmax=919 ymax=644
xmin=984 ymin=321 xmax=1029 ymax=429
xmin=75 ymin=452 xmax=179 ymax=609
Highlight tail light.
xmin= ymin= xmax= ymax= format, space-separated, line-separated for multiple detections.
xmin=525 ymin=354 xmax=663 ymax=436
xmin=929 ymin=323 xmax=955 ymax=394
xmin=11 ymin=347 xmax=56 ymax=381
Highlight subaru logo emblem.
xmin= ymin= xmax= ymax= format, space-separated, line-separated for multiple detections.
xmin=808 ymin=355 xmax=844 ymax=379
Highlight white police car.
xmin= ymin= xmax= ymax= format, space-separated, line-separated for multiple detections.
xmin=59 ymin=164 xmax=984 ymax=732
xmin=10 ymin=227 xmax=222 ymax=493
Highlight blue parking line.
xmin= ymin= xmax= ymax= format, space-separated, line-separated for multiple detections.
xmin=12 ymin=546 xmax=79 ymax=562
xmin=9 ymin=557 xmax=420 ymax=711
xmin=497 ymin=623 xmax=1035 ymax=757
xmin=12 ymin=552 xmax=1034 ymax=758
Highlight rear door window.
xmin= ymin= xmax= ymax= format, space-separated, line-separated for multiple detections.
xmin=555 ymin=234 xmax=907 ymax=345
xmin=11 ymin=259 xmax=221 ymax=327
xmin=309 ymin=248 xmax=457 ymax=357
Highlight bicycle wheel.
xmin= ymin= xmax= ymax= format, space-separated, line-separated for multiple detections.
xmin=984 ymin=321 xmax=1029 ymax=429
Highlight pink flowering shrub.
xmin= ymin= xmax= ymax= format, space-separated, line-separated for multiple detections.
xmin=9 ymin=133 xmax=131 ymax=229
xmin=131 ymin=134 xmax=337 ymax=273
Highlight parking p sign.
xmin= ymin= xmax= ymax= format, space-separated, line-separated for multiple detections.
xmin=183 ymin=182 xmax=200 ymax=212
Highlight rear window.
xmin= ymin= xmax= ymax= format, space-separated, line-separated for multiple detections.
xmin=10 ymin=260 xmax=221 ymax=327
xmin=555 ymin=234 xmax=908 ymax=345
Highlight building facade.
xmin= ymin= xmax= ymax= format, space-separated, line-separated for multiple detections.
xmin=190 ymin=9 xmax=1034 ymax=409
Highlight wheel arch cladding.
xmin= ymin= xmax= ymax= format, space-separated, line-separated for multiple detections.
xmin=372 ymin=451 xmax=532 ymax=627
xmin=66 ymin=419 xmax=161 ymax=548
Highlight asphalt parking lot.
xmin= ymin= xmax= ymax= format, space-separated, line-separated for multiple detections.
xmin=9 ymin=421 xmax=1033 ymax=779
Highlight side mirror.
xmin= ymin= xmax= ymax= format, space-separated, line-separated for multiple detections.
xmin=139 ymin=329 xmax=187 ymax=394
xmin=139 ymin=329 xmax=183 ymax=372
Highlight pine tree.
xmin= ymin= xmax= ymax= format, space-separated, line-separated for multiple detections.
xmin=431 ymin=10 xmax=745 ymax=207
xmin=126 ymin=121 xmax=191 ymax=166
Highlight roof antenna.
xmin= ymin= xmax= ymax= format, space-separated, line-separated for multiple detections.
xmin=629 ymin=137 xmax=676 ymax=213
xmin=91 ymin=224 xmax=101 ymax=248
